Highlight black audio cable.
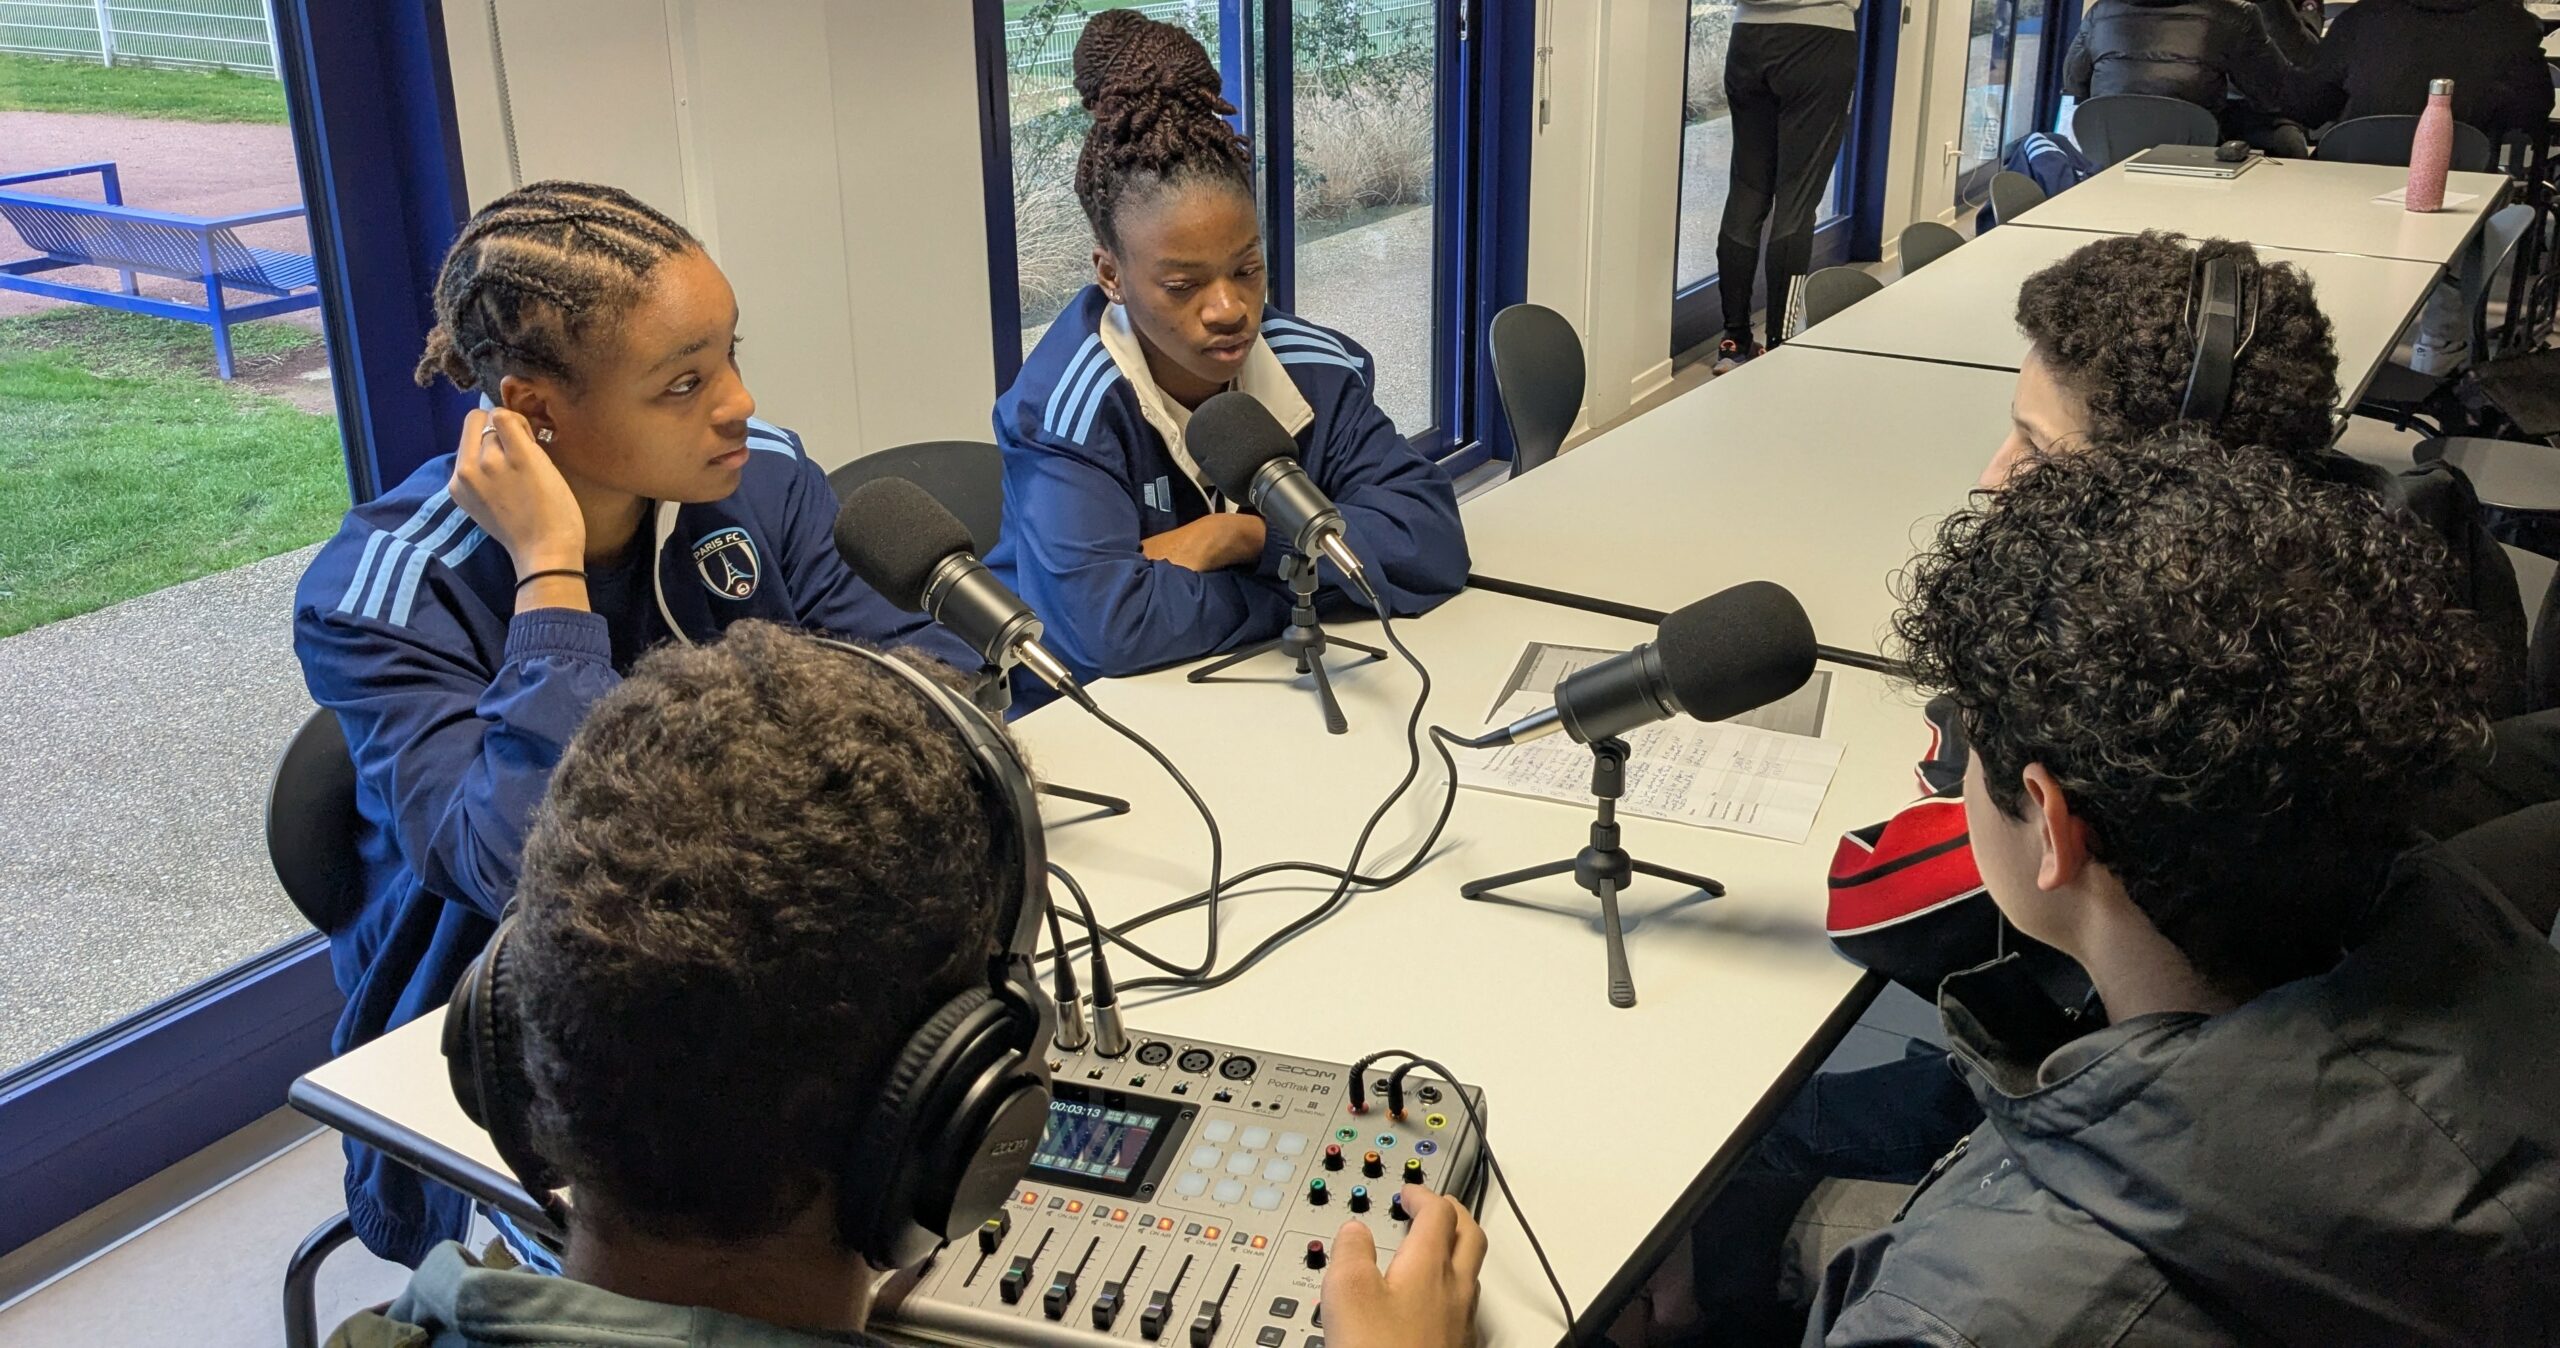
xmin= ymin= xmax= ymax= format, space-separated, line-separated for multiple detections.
xmin=1051 ymin=684 xmax=1229 ymax=982
xmin=1114 ymin=611 xmax=1463 ymax=996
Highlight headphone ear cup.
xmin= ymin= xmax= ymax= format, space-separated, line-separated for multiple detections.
xmin=441 ymin=919 xmax=565 ymax=1202
xmin=841 ymin=984 xmax=1050 ymax=1269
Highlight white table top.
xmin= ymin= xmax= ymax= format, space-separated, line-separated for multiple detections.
xmin=297 ymin=587 xmax=1933 ymax=1348
xmin=1464 ymin=344 xmax=2011 ymax=651
xmin=1791 ymin=223 xmax=2444 ymax=407
xmin=2009 ymin=158 xmax=2507 ymax=264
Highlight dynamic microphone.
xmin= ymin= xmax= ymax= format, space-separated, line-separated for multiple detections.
xmin=833 ymin=478 xmax=1079 ymax=694
xmin=1189 ymin=390 xmax=1372 ymax=594
xmin=1466 ymin=581 xmax=1816 ymax=749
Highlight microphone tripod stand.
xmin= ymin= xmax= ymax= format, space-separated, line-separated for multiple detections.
xmin=1457 ymin=737 xmax=1723 ymax=1008
xmin=1185 ymin=551 xmax=1385 ymax=736
xmin=975 ymin=665 xmax=1131 ymax=818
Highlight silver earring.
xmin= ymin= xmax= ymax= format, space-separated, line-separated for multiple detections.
xmin=535 ymin=428 xmax=554 ymax=445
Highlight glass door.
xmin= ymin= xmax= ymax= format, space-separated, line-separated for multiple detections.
xmin=1951 ymin=0 xmax=2049 ymax=206
xmin=983 ymin=0 xmax=1470 ymax=453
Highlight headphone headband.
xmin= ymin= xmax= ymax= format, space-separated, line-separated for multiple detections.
xmin=2180 ymin=252 xmax=2259 ymax=427
xmin=442 ymin=634 xmax=1056 ymax=1271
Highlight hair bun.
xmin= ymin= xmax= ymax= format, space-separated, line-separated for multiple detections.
xmin=1073 ymin=8 xmax=1222 ymax=112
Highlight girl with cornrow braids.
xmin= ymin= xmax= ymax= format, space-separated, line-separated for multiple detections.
xmin=985 ymin=9 xmax=1466 ymax=683
xmin=292 ymin=181 xmax=973 ymax=1268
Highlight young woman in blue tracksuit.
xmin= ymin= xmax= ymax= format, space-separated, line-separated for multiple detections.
xmin=291 ymin=181 xmax=973 ymax=1266
xmin=985 ymin=9 xmax=1468 ymax=681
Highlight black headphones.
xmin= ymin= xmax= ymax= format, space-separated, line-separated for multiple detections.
xmin=441 ymin=637 xmax=1056 ymax=1271
xmin=2180 ymin=252 xmax=2261 ymax=426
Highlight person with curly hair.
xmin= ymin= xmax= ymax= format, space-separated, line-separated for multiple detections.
xmin=1804 ymin=433 xmax=2560 ymax=1344
xmin=330 ymin=623 xmax=1491 ymax=1348
xmin=293 ymin=181 xmax=974 ymax=1266
xmin=985 ymin=8 xmax=1466 ymax=682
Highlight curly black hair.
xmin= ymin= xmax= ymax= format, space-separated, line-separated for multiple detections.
xmin=416 ymin=180 xmax=698 ymax=393
xmin=510 ymin=622 xmax=1004 ymax=1244
xmin=1893 ymin=434 xmax=2493 ymax=994
xmin=1072 ymin=9 xmax=1255 ymax=252
xmin=2015 ymin=231 xmax=2341 ymax=463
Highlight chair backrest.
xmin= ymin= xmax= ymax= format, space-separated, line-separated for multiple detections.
xmin=825 ymin=441 xmax=1007 ymax=555
xmin=2462 ymin=205 xmax=2537 ymax=361
xmin=1898 ymin=221 xmax=1965 ymax=274
xmin=1798 ymin=266 xmax=1884 ymax=332
xmin=0 ymin=194 xmax=221 ymax=279
xmin=1488 ymin=303 xmax=1585 ymax=475
xmin=266 ymin=708 xmax=369 ymax=936
xmin=2312 ymin=115 xmax=2496 ymax=174
xmin=2071 ymin=95 xmax=2221 ymax=169
xmin=1989 ymin=171 xmax=2047 ymax=226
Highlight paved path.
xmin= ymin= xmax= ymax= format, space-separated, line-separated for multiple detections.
xmin=0 ymin=545 xmax=320 ymax=1068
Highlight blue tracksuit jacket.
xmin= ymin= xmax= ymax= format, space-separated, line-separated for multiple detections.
xmin=986 ymin=287 xmax=1467 ymax=681
xmin=290 ymin=417 xmax=972 ymax=1264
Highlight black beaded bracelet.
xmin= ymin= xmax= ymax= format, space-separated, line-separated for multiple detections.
xmin=514 ymin=568 xmax=586 ymax=590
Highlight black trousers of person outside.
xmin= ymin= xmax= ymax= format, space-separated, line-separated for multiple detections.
xmin=1718 ymin=22 xmax=1860 ymax=350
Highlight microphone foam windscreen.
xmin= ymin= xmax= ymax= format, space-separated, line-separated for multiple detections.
xmin=834 ymin=477 xmax=974 ymax=613
xmin=1657 ymin=581 xmax=1818 ymax=722
xmin=1188 ymin=391 xmax=1299 ymax=501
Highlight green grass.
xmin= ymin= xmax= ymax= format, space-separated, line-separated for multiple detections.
xmin=0 ymin=309 xmax=345 ymax=638
xmin=0 ymin=51 xmax=287 ymax=123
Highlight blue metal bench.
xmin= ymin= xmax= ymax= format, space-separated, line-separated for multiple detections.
xmin=0 ymin=162 xmax=322 ymax=379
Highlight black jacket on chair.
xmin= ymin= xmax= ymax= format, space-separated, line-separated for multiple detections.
xmin=2063 ymin=0 xmax=2316 ymax=116
xmin=2296 ymin=0 xmax=2555 ymax=142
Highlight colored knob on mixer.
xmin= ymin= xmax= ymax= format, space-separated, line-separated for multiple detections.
xmin=1389 ymin=1194 xmax=1411 ymax=1222
xmin=1349 ymin=1186 xmax=1370 ymax=1213
xmin=1403 ymin=1158 xmax=1425 ymax=1185
xmin=1305 ymin=1240 xmax=1327 ymax=1270
xmin=1308 ymin=1177 xmax=1330 ymax=1206
xmin=1323 ymin=1143 xmax=1344 ymax=1172
xmin=1362 ymin=1150 xmax=1384 ymax=1178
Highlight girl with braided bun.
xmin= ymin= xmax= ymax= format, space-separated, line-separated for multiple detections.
xmin=292 ymin=181 xmax=972 ymax=1267
xmin=986 ymin=9 xmax=1466 ymax=681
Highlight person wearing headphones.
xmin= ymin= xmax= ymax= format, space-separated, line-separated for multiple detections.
xmin=294 ymin=181 xmax=974 ymax=1266
xmin=327 ymin=622 xmax=1487 ymax=1348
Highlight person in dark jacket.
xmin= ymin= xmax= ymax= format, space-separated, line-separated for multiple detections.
xmin=328 ymin=624 xmax=1489 ymax=1348
xmin=1805 ymin=432 xmax=2560 ymax=1346
xmin=2297 ymin=0 xmax=2554 ymax=142
xmin=2062 ymin=0 xmax=2320 ymax=154
xmin=293 ymin=182 xmax=975 ymax=1265
xmin=986 ymin=10 xmax=1467 ymax=683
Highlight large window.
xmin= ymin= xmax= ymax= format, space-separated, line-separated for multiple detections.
xmin=985 ymin=0 xmax=1468 ymax=451
xmin=1953 ymin=0 xmax=2049 ymax=206
xmin=0 ymin=19 xmax=344 ymax=1076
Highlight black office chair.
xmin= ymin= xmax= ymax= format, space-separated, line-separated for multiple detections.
xmin=826 ymin=441 xmax=1007 ymax=555
xmin=265 ymin=708 xmax=367 ymax=1348
xmin=2072 ymin=94 xmax=2221 ymax=169
xmin=1488 ymin=303 xmax=1586 ymax=475
xmin=1989 ymin=170 xmax=2047 ymax=226
xmin=2426 ymin=436 xmax=2560 ymax=711
xmin=1898 ymin=221 xmax=1965 ymax=274
xmin=2356 ymin=204 xmax=2536 ymax=436
xmin=1794 ymin=266 xmax=1884 ymax=334
xmin=2313 ymin=114 xmax=2497 ymax=173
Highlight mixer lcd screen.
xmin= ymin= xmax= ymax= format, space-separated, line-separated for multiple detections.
xmin=1030 ymin=1098 xmax=1171 ymax=1193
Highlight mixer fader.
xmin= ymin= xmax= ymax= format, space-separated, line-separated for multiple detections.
xmin=879 ymin=1033 xmax=1485 ymax=1348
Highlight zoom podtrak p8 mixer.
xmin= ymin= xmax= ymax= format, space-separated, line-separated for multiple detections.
xmin=878 ymin=1031 xmax=1487 ymax=1348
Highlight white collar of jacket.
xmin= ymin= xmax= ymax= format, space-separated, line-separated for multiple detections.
xmin=1098 ymin=302 xmax=1316 ymax=506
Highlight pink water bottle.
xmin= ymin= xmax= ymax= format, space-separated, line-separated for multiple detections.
xmin=2405 ymin=78 xmax=2454 ymax=213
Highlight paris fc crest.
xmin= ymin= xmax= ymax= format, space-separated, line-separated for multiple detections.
xmin=692 ymin=527 xmax=760 ymax=601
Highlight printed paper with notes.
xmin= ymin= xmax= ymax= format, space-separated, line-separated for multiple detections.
xmin=1451 ymin=641 xmax=1846 ymax=843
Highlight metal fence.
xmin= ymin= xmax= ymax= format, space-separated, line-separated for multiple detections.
xmin=0 ymin=0 xmax=276 ymax=75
